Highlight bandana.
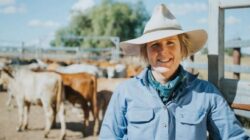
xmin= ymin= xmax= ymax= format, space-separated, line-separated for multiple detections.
xmin=147 ymin=65 xmax=186 ymax=104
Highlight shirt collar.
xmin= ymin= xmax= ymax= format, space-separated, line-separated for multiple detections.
xmin=135 ymin=66 xmax=150 ymax=86
xmin=135 ymin=65 xmax=198 ymax=88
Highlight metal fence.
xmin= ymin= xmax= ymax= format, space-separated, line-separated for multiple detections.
xmin=0 ymin=46 xmax=120 ymax=61
xmin=0 ymin=36 xmax=121 ymax=61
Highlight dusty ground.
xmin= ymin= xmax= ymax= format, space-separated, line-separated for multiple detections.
xmin=0 ymin=92 xmax=99 ymax=140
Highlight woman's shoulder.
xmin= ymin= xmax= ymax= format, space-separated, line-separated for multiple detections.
xmin=189 ymin=78 xmax=227 ymax=106
xmin=192 ymin=77 xmax=220 ymax=94
xmin=113 ymin=76 xmax=147 ymax=98
xmin=116 ymin=77 xmax=140 ymax=89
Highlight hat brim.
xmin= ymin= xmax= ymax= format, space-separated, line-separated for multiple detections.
xmin=120 ymin=29 xmax=207 ymax=56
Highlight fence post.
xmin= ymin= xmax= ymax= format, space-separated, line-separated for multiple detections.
xmin=233 ymin=47 xmax=241 ymax=79
xmin=111 ymin=37 xmax=120 ymax=60
xmin=75 ymin=47 xmax=81 ymax=63
xmin=208 ymin=0 xmax=225 ymax=88
xmin=21 ymin=42 xmax=25 ymax=59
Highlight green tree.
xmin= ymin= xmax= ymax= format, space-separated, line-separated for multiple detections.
xmin=51 ymin=0 xmax=149 ymax=48
xmin=225 ymin=48 xmax=233 ymax=56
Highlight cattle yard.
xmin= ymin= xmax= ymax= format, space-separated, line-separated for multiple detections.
xmin=1 ymin=0 xmax=250 ymax=139
xmin=0 ymin=56 xmax=134 ymax=140
xmin=1 ymin=0 xmax=250 ymax=137
xmin=0 ymin=55 xmax=250 ymax=139
xmin=0 ymin=92 xmax=98 ymax=140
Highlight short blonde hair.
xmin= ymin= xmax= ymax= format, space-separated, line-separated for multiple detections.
xmin=140 ymin=34 xmax=192 ymax=63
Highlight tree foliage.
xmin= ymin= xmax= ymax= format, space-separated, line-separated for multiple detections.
xmin=51 ymin=0 xmax=149 ymax=48
xmin=225 ymin=48 xmax=233 ymax=56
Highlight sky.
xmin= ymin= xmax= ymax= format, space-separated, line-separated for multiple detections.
xmin=0 ymin=0 xmax=250 ymax=53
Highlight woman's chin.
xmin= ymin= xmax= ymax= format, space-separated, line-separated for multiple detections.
xmin=152 ymin=66 xmax=170 ymax=73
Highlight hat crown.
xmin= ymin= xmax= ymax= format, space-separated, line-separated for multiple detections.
xmin=144 ymin=4 xmax=182 ymax=34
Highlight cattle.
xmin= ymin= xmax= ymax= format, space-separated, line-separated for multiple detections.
xmin=27 ymin=59 xmax=48 ymax=71
xmin=1 ymin=68 xmax=66 ymax=140
xmin=126 ymin=64 xmax=144 ymax=78
xmin=0 ymin=66 xmax=15 ymax=105
xmin=9 ymin=58 xmax=38 ymax=65
xmin=53 ymin=63 xmax=103 ymax=78
xmin=97 ymin=61 xmax=127 ymax=78
xmin=53 ymin=71 xmax=100 ymax=136
xmin=97 ymin=78 xmax=128 ymax=118
xmin=47 ymin=62 xmax=63 ymax=71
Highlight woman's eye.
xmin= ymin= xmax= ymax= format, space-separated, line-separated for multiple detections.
xmin=167 ymin=41 xmax=175 ymax=46
xmin=151 ymin=44 xmax=159 ymax=48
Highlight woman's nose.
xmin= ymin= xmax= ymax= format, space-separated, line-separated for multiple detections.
xmin=158 ymin=44 xmax=169 ymax=53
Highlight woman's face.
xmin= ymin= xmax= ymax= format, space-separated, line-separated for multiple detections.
xmin=146 ymin=36 xmax=182 ymax=78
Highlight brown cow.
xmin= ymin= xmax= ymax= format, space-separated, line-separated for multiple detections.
xmin=54 ymin=72 xmax=99 ymax=136
xmin=126 ymin=64 xmax=144 ymax=78
xmin=97 ymin=78 xmax=127 ymax=118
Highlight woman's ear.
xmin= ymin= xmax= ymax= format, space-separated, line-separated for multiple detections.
xmin=181 ymin=51 xmax=186 ymax=60
xmin=140 ymin=45 xmax=149 ymax=63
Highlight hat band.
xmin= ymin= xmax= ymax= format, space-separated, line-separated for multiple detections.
xmin=144 ymin=27 xmax=182 ymax=34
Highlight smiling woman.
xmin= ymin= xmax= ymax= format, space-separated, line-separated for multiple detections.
xmin=99 ymin=3 xmax=250 ymax=140
xmin=144 ymin=36 xmax=183 ymax=81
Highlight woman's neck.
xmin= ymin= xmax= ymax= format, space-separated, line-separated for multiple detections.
xmin=151 ymin=66 xmax=180 ymax=84
xmin=152 ymin=70 xmax=169 ymax=84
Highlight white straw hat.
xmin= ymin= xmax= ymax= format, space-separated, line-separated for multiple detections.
xmin=120 ymin=4 xmax=207 ymax=56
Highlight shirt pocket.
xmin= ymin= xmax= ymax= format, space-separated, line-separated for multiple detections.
xmin=176 ymin=108 xmax=206 ymax=125
xmin=126 ymin=108 xmax=155 ymax=140
xmin=126 ymin=108 xmax=154 ymax=123
xmin=175 ymin=107 xmax=207 ymax=140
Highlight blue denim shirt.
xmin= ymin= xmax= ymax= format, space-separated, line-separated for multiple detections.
xmin=99 ymin=67 xmax=249 ymax=140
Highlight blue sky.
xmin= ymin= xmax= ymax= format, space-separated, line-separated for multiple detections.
xmin=0 ymin=0 xmax=250 ymax=52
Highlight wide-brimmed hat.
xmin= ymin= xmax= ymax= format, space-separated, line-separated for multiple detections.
xmin=120 ymin=4 xmax=207 ymax=56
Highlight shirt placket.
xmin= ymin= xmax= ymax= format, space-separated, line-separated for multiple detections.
xmin=155 ymin=104 xmax=169 ymax=140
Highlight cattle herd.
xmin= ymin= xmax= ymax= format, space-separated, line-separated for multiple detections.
xmin=0 ymin=57 xmax=144 ymax=140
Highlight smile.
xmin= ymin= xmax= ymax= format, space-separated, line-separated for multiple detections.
xmin=156 ymin=58 xmax=174 ymax=67
xmin=157 ymin=59 xmax=171 ymax=63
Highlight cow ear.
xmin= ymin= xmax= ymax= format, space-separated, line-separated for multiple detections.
xmin=2 ymin=66 xmax=14 ymax=78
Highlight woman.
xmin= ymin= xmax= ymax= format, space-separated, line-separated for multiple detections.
xmin=99 ymin=4 xmax=249 ymax=140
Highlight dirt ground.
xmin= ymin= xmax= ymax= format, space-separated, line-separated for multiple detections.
xmin=0 ymin=92 xmax=99 ymax=140
xmin=1 ymin=89 xmax=250 ymax=140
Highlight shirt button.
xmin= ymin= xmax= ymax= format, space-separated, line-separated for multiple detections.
xmin=163 ymin=123 xmax=167 ymax=127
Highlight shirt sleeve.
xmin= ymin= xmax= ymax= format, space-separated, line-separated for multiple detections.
xmin=99 ymin=85 xmax=128 ymax=140
xmin=207 ymin=84 xmax=250 ymax=140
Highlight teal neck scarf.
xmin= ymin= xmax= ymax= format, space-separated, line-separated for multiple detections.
xmin=147 ymin=65 xmax=186 ymax=104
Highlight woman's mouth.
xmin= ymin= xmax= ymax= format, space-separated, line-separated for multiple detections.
xmin=157 ymin=58 xmax=171 ymax=63
xmin=156 ymin=58 xmax=174 ymax=67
